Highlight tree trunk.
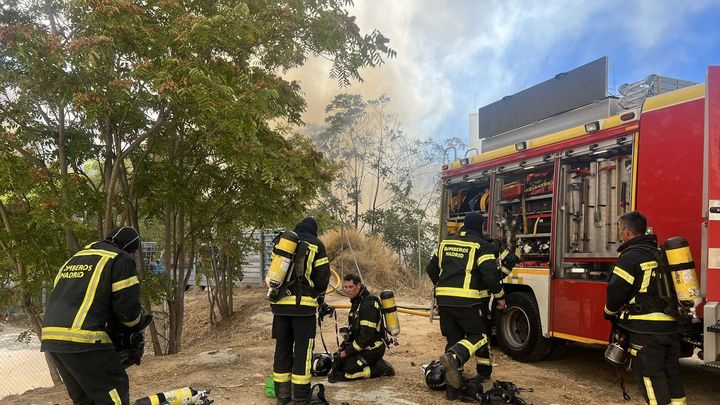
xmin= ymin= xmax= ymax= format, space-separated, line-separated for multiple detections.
xmin=167 ymin=207 xmax=185 ymax=354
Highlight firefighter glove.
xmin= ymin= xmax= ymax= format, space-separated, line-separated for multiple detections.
xmin=318 ymin=302 xmax=335 ymax=322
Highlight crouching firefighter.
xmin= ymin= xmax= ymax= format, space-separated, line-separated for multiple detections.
xmin=426 ymin=212 xmax=506 ymax=400
xmin=604 ymin=211 xmax=686 ymax=405
xmin=327 ymin=273 xmax=395 ymax=383
xmin=268 ymin=218 xmax=331 ymax=405
xmin=41 ymin=226 xmax=152 ymax=405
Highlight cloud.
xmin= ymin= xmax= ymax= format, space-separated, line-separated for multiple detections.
xmin=286 ymin=0 xmax=718 ymax=144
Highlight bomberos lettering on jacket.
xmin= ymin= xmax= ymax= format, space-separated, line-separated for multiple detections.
xmin=443 ymin=245 xmax=469 ymax=258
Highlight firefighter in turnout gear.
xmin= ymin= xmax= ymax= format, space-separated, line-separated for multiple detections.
xmin=270 ymin=218 xmax=330 ymax=405
xmin=327 ymin=273 xmax=395 ymax=383
xmin=426 ymin=212 xmax=505 ymax=400
xmin=41 ymin=226 xmax=150 ymax=405
xmin=604 ymin=211 xmax=686 ymax=405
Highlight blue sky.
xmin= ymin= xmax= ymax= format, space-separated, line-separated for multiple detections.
xmin=288 ymin=1 xmax=720 ymax=146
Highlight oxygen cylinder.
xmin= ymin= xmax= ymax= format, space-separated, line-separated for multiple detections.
xmin=134 ymin=386 xmax=203 ymax=405
xmin=380 ymin=290 xmax=400 ymax=337
xmin=266 ymin=231 xmax=299 ymax=289
xmin=663 ymin=237 xmax=703 ymax=308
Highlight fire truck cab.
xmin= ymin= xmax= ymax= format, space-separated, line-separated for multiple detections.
xmin=439 ymin=58 xmax=720 ymax=368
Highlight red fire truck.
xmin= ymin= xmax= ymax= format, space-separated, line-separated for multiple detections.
xmin=439 ymin=61 xmax=720 ymax=368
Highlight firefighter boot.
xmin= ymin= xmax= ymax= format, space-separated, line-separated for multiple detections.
xmin=275 ymin=381 xmax=291 ymax=405
xmin=446 ymin=385 xmax=461 ymax=401
xmin=375 ymin=359 xmax=396 ymax=377
xmin=439 ymin=352 xmax=463 ymax=389
xmin=292 ymin=383 xmax=310 ymax=405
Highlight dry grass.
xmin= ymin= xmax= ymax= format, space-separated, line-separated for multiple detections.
xmin=321 ymin=228 xmax=433 ymax=301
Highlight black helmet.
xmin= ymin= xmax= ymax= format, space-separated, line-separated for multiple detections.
xmin=105 ymin=226 xmax=141 ymax=253
xmin=311 ymin=353 xmax=333 ymax=377
xmin=424 ymin=360 xmax=445 ymax=390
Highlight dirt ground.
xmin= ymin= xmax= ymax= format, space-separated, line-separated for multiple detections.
xmin=4 ymin=287 xmax=719 ymax=405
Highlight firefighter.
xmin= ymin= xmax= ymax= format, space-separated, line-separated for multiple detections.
xmin=327 ymin=273 xmax=395 ymax=383
xmin=41 ymin=226 xmax=151 ymax=405
xmin=271 ymin=217 xmax=331 ymax=405
xmin=604 ymin=211 xmax=686 ymax=405
xmin=426 ymin=212 xmax=505 ymax=400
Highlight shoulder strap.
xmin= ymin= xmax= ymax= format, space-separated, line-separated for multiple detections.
xmin=623 ymin=245 xmax=680 ymax=317
xmin=360 ymin=295 xmax=387 ymax=337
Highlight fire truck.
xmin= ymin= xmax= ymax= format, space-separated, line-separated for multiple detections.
xmin=439 ymin=58 xmax=720 ymax=368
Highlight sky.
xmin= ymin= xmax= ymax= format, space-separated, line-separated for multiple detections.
xmin=286 ymin=0 xmax=720 ymax=146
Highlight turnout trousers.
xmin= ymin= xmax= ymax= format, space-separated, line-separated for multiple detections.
xmin=49 ymin=350 xmax=129 ymax=405
xmin=272 ymin=314 xmax=316 ymax=402
xmin=333 ymin=345 xmax=386 ymax=381
xmin=629 ymin=332 xmax=686 ymax=405
xmin=439 ymin=305 xmax=491 ymax=378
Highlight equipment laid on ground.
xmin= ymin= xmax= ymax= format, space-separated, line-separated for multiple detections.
xmin=133 ymin=387 xmax=212 ymax=405
xmin=266 ymin=231 xmax=299 ymax=301
xmin=308 ymin=383 xmax=330 ymax=405
xmin=422 ymin=360 xmax=445 ymax=390
xmin=482 ymin=380 xmax=533 ymax=405
xmin=380 ymin=290 xmax=400 ymax=338
xmin=311 ymin=352 xmax=333 ymax=377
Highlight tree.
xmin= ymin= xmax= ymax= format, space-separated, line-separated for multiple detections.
xmin=1 ymin=0 xmax=394 ymax=356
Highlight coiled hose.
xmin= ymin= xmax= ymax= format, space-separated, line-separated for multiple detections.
xmin=327 ymin=268 xmax=431 ymax=317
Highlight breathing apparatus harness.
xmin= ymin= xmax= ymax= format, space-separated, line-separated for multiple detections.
xmin=267 ymin=230 xmax=311 ymax=306
xmin=621 ymin=244 xmax=682 ymax=321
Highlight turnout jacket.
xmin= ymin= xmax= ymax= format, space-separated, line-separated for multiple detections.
xmin=41 ymin=241 xmax=142 ymax=353
xmin=604 ymin=234 xmax=678 ymax=334
xmin=345 ymin=286 xmax=384 ymax=355
xmin=270 ymin=226 xmax=331 ymax=317
xmin=426 ymin=227 xmax=505 ymax=307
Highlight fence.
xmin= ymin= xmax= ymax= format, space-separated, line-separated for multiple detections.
xmin=0 ymin=321 xmax=54 ymax=399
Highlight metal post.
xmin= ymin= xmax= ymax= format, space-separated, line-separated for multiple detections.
xmin=418 ymin=216 xmax=422 ymax=286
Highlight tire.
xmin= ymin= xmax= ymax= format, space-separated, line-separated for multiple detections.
xmin=495 ymin=292 xmax=552 ymax=362
xmin=545 ymin=339 xmax=569 ymax=361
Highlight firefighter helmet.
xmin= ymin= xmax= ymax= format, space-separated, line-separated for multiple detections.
xmin=311 ymin=353 xmax=333 ymax=377
xmin=424 ymin=360 xmax=445 ymax=390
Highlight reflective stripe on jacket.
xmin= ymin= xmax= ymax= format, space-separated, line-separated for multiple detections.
xmin=426 ymin=228 xmax=504 ymax=307
xmin=605 ymin=234 xmax=678 ymax=334
xmin=41 ymin=241 xmax=142 ymax=352
xmin=345 ymin=287 xmax=385 ymax=355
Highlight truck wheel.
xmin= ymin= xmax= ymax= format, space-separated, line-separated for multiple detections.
xmin=495 ymin=292 xmax=552 ymax=362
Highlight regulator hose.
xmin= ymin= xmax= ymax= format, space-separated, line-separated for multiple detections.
xmin=326 ymin=269 xmax=432 ymax=317
xmin=332 ymin=303 xmax=431 ymax=318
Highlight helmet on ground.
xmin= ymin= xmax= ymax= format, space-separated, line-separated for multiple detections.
xmin=424 ymin=360 xmax=445 ymax=390
xmin=311 ymin=353 xmax=333 ymax=376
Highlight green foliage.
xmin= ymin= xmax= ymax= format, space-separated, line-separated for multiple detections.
xmin=16 ymin=329 xmax=35 ymax=345
xmin=1 ymin=0 xmax=394 ymax=350
xmin=360 ymin=183 xmax=436 ymax=268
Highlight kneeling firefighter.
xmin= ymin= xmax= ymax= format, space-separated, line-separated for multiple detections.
xmin=41 ymin=226 xmax=152 ymax=405
xmin=426 ymin=212 xmax=506 ymax=400
xmin=604 ymin=211 xmax=686 ymax=405
xmin=268 ymin=218 xmax=331 ymax=405
xmin=327 ymin=273 xmax=395 ymax=383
